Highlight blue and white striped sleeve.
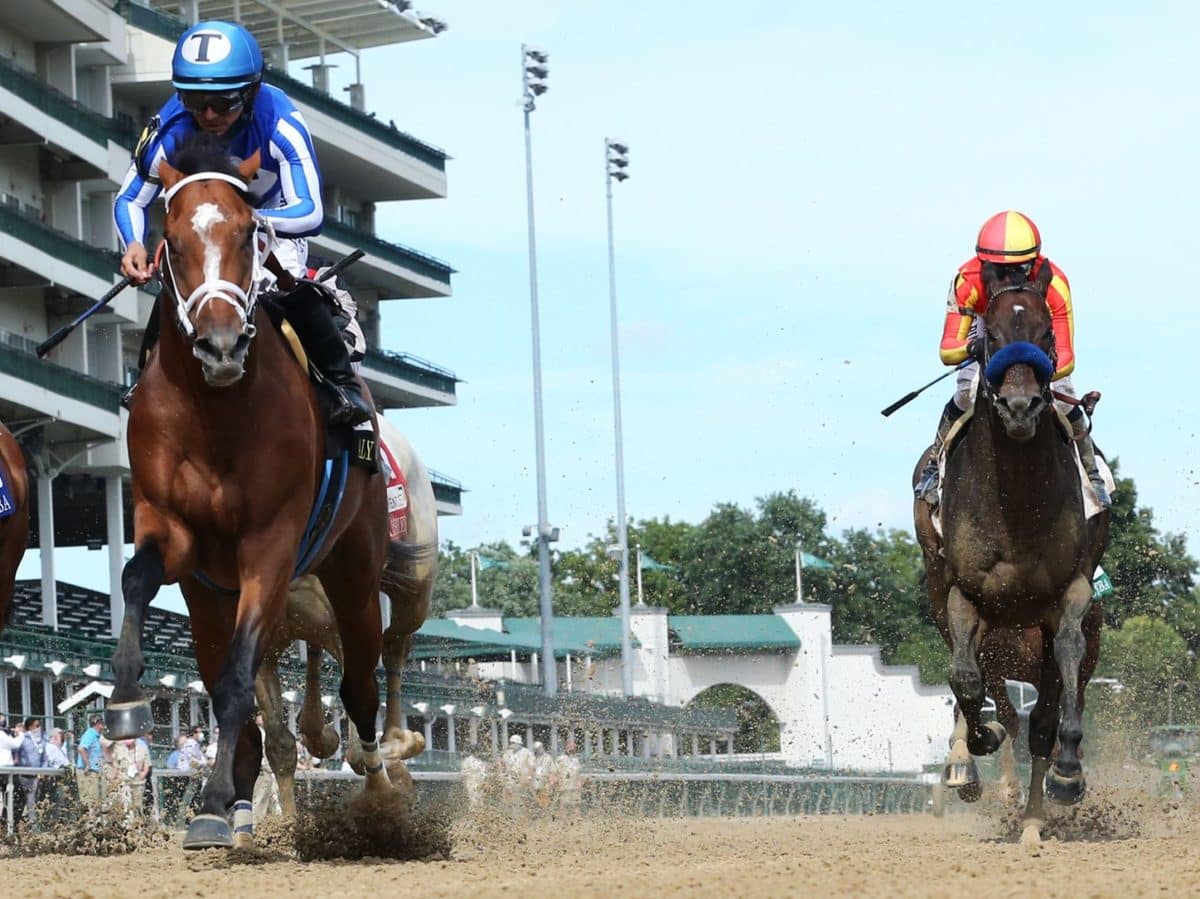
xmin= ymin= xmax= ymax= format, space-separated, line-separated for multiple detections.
xmin=113 ymin=146 xmax=165 ymax=250
xmin=265 ymin=110 xmax=324 ymax=237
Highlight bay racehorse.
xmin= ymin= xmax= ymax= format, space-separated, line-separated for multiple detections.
xmin=257 ymin=417 xmax=436 ymax=817
xmin=0 ymin=422 xmax=29 ymax=630
xmin=913 ymin=260 xmax=1109 ymax=849
xmin=105 ymin=137 xmax=427 ymax=849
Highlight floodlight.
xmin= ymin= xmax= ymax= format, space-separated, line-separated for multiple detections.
xmin=187 ymin=680 xmax=207 ymax=693
xmin=82 ymin=663 xmax=101 ymax=677
xmin=45 ymin=660 xmax=68 ymax=677
xmin=282 ymin=690 xmax=299 ymax=703
xmin=524 ymin=47 xmax=549 ymax=64
xmin=470 ymin=705 xmax=486 ymax=717
xmin=158 ymin=674 xmax=178 ymax=688
xmin=4 ymin=654 xmax=26 ymax=669
xmin=440 ymin=704 xmax=456 ymax=716
xmin=607 ymin=141 xmax=629 ymax=155
xmin=411 ymin=701 xmax=429 ymax=715
xmin=498 ymin=708 xmax=514 ymax=720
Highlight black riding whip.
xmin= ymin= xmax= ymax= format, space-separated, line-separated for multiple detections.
xmin=880 ymin=360 xmax=974 ymax=417
xmin=36 ymin=275 xmax=134 ymax=357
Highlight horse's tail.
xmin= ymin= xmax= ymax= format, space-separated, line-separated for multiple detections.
xmin=380 ymin=539 xmax=437 ymax=593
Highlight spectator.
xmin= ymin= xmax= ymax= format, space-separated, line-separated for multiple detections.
xmin=459 ymin=743 xmax=488 ymax=807
xmin=178 ymin=726 xmax=208 ymax=821
xmin=502 ymin=734 xmax=534 ymax=807
xmin=295 ymin=738 xmax=313 ymax=772
xmin=17 ymin=717 xmax=46 ymax=826
xmin=166 ymin=735 xmax=183 ymax=770
xmin=109 ymin=738 xmax=151 ymax=815
xmin=205 ymin=725 xmax=220 ymax=768
xmin=75 ymin=715 xmax=108 ymax=811
xmin=137 ymin=736 xmax=155 ymax=816
xmin=554 ymin=739 xmax=583 ymax=818
xmin=40 ymin=728 xmax=70 ymax=812
xmin=532 ymin=741 xmax=554 ymax=809
xmin=0 ymin=715 xmax=21 ymax=765
xmin=161 ymin=735 xmax=189 ymax=824
xmin=252 ymin=713 xmax=280 ymax=826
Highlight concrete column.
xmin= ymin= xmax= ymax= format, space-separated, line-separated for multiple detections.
xmin=490 ymin=719 xmax=499 ymax=752
xmin=641 ymin=732 xmax=652 ymax=759
xmin=423 ymin=717 xmax=433 ymax=751
xmin=36 ymin=457 xmax=56 ymax=629
xmin=446 ymin=715 xmax=456 ymax=753
xmin=692 ymin=733 xmax=700 ymax=757
xmin=608 ymin=728 xmax=618 ymax=756
xmin=170 ymin=699 xmax=179 ymax=737
xmin=709 ymin=737 xmax=718 ymax=760
xmin=726 ymin=735 xmax=735 ymax=755
xmin=500 ymin=719 xmax=509 ymax=746
xmin=106 ymin=475 xmax=124 ymax=638
xmin=549 ymin=726 xmax=558 ymax=754
xmin=468 ymin=718 xmax=479 ymax=746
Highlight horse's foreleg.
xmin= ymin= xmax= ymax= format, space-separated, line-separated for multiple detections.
xmin=380 ymin=628 xmax=424 ymax=759
xmin=1044 ymin=574 xmax=1093 ymax=805
xmin=297 ymin=642 xmax=340 ymax=759
xmin=184 ymin=565 xmax=290 ymax=850
xmin=1021 ymin=635 xmax=1062 ymax=852
xmin=230 ymin=721 xmax=263 ymax=847
xmin=255 ymin=660 xmax=298 ymax=819
xmin=107 ymin=542 xmax=165 ymax=738
xmin=946 ymin=586 xmax=1003 ymax=757
xmin=995 ymin=696 xmax=1022 ymax=806
xmin=330 ymin=590 xmax=389 ymax=793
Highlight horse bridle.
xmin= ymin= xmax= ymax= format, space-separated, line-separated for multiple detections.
xmin=160 ymin=171 xmax=273 ymax=341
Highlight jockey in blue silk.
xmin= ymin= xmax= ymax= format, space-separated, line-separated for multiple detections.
xmin=114 ymin=20 xmax=372 ymax=427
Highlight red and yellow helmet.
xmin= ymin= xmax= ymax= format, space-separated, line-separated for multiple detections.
xmin=975 ymin=211 xmax=1041 ymax=264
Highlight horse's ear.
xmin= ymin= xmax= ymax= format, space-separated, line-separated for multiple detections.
xmin=1034 ymin=260 xmax=1054 ymax=296
xmin=237 ymin=150 xmax=261 ymax=183
xmin=980 ymin=260 xmax=1002 ymax=298
xmin=158 ymin=160 xmax=183 ymax=192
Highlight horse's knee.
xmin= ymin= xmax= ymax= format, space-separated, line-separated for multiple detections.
xmin=949 ymin=665 xmax=984 ymax=704
xmin=122 ymin=542 xmax=164 ymax=605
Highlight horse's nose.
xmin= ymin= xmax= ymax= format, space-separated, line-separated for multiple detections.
xmin=998 ymin=393 xmax=1044 ymax=419
xmin=194 ymin=329 xmax=251 ymax=364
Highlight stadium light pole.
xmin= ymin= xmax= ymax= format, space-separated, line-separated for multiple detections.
xmin=521 ymin=44 xmax=558 ymax=697
xmin=604 ymin=138 xmax=634 ymax=697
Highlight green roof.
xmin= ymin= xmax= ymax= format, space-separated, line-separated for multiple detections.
xmin=502 ymin=616 xmax=633 ymax=657
xmin=668 ymin=615 xmax=801 ymax=653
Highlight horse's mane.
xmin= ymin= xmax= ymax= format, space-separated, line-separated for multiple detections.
xmin=169 ymin=132 xmax=244 ymax=182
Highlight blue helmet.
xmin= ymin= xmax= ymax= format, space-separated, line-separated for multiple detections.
xmin=172 ymin=21 xmax=263 ymax=91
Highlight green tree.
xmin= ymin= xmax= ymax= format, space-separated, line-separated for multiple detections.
xmin=1099 ymin=615 xmax=1199 ymax=727
xmin=1103 ymin=461 xmax=1197 ymax=629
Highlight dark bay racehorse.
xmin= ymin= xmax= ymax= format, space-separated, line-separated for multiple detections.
xmin=913 ymin=260 xmax=1109 ymax=849
xmin=105 ymin=138 xmax=424 ymax=849
xmin=0 ymin=422 xmax=29 ymax=629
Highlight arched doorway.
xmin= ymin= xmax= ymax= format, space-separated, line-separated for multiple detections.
xmin=688 ymin=684 xmax=781 ymax=753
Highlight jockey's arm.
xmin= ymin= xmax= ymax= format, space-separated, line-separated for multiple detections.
xmin=1046 ymin=268 xmax=1076 ymax=380
xmin=259 ymin=111 xmax=324 ymax=239
xmin=113 ymin=130 xmax=166 ymax=285
xmin=938 ymin=274 xmax=978 ymax=366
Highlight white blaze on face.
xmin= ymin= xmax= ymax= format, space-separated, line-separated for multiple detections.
xmin=191 ymin=202 xmax=227 ymax=284
xmin=1013 ymin=304 xmax=1025 ymax=314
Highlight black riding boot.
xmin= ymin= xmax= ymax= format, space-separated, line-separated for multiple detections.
xmin=914 ymin=399 xmax=966 ymax=506
xmin=120 ymin=303 xmax=161 ymax=410
xmin=281 ymin=284 xmax=373 ymax=427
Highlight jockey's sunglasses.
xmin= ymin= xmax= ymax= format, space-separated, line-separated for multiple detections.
xmin=179 ymin=89 xmax=248 ymax=117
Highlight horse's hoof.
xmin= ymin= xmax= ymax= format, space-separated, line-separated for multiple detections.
xmin=942 ymin=758 xmax=979 ymax=789
xmin=1044 ymin=767 xmax=1086 ymax=805
xmin=967 ymin=721 xmax=1006 ymax=757
xmin=957 ymin=781 xmax=983 ymax=803
xmin=182 ymin=814 xmax=233 ymax=850
xmin=104 ymin=700 xmax=154 ymax=740
xmin=1019 ymin=822 xmax=1043 ymax=856
xmin=309 ymin=724 xmax=340 ymax=760
xmin=233 ymin=831 xmax=254 ymax=850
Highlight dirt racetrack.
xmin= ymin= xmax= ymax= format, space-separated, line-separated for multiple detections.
xmin=3 ymin=801 xmax=1199 ymax=899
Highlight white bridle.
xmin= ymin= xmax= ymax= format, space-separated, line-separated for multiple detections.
xmin=161 ymin=171 xmax=273 ymax=340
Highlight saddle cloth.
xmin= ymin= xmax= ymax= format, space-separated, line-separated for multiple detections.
xmin=0 ymin=464 xmax=15 ymax=520
xmin=930 ymin=406 xmax=1115 ymax=540
xmin=377 ymin=418 xmax=410 ymax=542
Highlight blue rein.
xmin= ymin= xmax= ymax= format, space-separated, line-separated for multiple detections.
xmin=984 ymin=341 xmax=1054 ymax=388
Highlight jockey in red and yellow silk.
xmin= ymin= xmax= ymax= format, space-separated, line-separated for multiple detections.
xmin=915 ymin=210 xmax=1109 ymax=507
xmin=940 ymin=255 xmax=1075 ymax=380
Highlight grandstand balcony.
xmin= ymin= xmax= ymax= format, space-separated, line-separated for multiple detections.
xmin=0 ymin=41 xmax=134 ymax=184
xmin=428 ymin=469 xmax=462 ymax=516
xmin=0 ymin=203 xmax=139 ymax=326
xmin=0 ymin=329 xmax=121 ymax=446
xmin=311 ymin=218 xmax=453 ymax=301
xmin=362 ymin=349 xmax=456 ymax=410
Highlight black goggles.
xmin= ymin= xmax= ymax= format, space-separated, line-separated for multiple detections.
xmin=179 ymin=89 xmax=248 ymax=116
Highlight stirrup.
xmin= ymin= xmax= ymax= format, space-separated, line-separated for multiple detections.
xmin=915 ymin=459 xmax=940 ymax=506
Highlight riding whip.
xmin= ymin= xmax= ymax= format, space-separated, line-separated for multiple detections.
xmin=880 ymin=360 xmax=974 ymax=417
xmin=36 ymin=275 xmax=134 ymax=357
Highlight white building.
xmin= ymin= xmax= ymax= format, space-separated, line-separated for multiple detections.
xmin=0 ymin=1 xmax=461 ymax=636
xmin=441 ymin=601 xmax=956 ymax=774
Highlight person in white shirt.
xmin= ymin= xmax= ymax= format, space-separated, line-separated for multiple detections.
xmin=532 ymin=741 xmax=554 ymax=809
xmin=459 ymin=744 xmax=489 ymax=807
xmin=502 ymin=734 xmax=535 ymax=808
xmin=554 ymin=739 xmax=583 ymax=817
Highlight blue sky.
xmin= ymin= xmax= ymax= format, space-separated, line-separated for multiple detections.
xmin=22 ymin=2 xmax=1200 ymax=607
